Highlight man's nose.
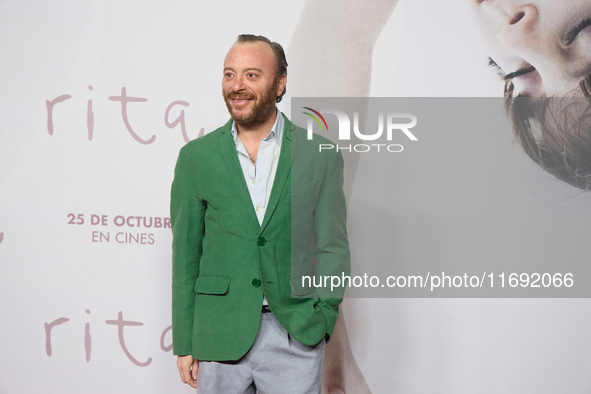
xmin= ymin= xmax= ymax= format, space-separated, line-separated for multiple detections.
xmin=232 ymin=75 xmax=245 ymax=92
xmin=497 ymin=4 xmax=539 ymax=51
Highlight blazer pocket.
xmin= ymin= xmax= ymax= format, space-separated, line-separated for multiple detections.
xmin=194 ymin=275 xmax=230 ymax=295
xmin=288 ymin=180 xmax=317 ymax=194
xmin=290 ymin=276 xmax=317 ymax=297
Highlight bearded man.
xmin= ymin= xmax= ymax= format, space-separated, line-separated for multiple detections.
xmin=170 ymin=34 xmax=350 ymax=393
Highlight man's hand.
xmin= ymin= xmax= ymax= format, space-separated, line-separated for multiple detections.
xmin=177 ymin=355 xmax=199 ymax=388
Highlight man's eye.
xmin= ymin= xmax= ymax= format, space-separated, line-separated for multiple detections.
xmin=225 ymin=73 xmax=234 ymax=78
xmin=248 ymin=73 xmax=256 ymax=78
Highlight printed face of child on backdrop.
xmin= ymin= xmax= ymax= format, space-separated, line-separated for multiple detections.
xmin=470 ymin=0 xmax=591 ymax=97
xmin=469 ymin=0 xmax=591 ymax=191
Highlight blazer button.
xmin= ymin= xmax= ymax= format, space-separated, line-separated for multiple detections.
xmin=257 ymin=237 xmax=266 ymax=246
xmin=252 ymin=279 xmax=262 ymax=288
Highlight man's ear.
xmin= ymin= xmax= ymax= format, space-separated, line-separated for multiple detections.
xmin=277 ymin=74 xmax=287 ymax=97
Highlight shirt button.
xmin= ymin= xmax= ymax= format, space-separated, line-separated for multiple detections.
xmin=252 ymin=279 xmax=262 ymax=288
xmin=256 ymin=206 xmax=260 ymax=211
xmin=251 ymin=179 xmax=255 ymax=184
xmin=257 ymin=237 xmax=266 ymax=246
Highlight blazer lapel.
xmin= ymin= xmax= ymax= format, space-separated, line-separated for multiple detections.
xmin=259 ymin=113 xmax=295 ymax=233
xmin=218 ymin=120 xmax=261 ymax=230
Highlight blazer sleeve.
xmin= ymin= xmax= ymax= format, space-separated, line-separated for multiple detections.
xmin=312 ymin=149 xmax=351 ymax=337
xmin=170 ymin=148 xmax=206 ymax=356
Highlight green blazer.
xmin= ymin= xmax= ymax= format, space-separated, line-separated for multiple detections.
xmin=170 ymin=113 xmax=350 ymax=361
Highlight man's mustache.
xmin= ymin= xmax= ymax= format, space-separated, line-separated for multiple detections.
xmin=226 ymin=93 xmax=255 ymax=100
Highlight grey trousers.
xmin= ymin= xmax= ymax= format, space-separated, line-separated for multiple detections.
xmin=196 ymin=312 xmax=325 ymax=394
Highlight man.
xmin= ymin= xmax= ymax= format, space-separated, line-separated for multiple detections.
xmin=170 ymin=34 xmax=350 ymax=393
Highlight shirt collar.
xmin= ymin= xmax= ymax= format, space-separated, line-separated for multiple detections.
xmin=231 ymin=108 xmax=283 ymax=147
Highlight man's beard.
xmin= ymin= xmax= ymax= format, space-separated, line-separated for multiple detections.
xmin=224 ymin=81 xmax=278 ymax=129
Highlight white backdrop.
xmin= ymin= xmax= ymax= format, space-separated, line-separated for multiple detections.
xmin=1 ymin=1 xmax=590 ymax=393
